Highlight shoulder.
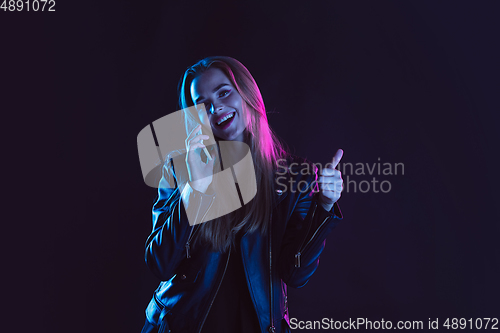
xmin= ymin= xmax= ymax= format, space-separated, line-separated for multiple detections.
xmin=275 ymin=154 xmax=318 ymax=176
xmin=274 ymin=154 xmax=319 ymax=195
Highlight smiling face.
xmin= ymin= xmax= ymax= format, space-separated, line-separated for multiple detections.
xmin=190 ymin=67 xmax=248 ymax=142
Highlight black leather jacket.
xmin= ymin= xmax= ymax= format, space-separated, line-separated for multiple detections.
xmin=143 ymin=155 xmax=343 ymax=333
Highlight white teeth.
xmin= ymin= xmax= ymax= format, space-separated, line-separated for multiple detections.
xmin=217 ymin=112 xmax=234 ymax=125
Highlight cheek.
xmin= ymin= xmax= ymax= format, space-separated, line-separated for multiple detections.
xmin=237 ymin=96 xmax=243 ymax=108
xmin=229 ymin=92 xmax=243 ymax=108
xmin=197 ymin=111 xmax=211 ymax=127
xmin=239 ymin=104 xmax=252 ymax=130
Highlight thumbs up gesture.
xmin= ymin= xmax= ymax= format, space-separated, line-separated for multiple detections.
xmin=316 ymin=149 xmax=344 ymax=211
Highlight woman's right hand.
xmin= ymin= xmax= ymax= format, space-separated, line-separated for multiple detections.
xmin=185 ymin=124 xmax=215 ymax=193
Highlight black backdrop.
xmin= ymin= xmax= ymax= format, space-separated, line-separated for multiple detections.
xmin=3 ymin=1 xmax=499 ymax=332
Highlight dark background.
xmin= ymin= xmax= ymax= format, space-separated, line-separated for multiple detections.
xmin=3 ymin=1 xmax=499 ymax=332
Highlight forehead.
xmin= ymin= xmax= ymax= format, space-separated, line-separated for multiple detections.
xmin=190 ymin=67 xmax=231 ymax=98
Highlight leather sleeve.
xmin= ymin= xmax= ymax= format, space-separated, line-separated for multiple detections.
xmin=144 ymin=161 xmax=216 ymax=280
xmin=277 ymin=170 xmax=343 ymax=288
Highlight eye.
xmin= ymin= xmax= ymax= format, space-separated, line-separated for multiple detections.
xmin=218 ymin=89 xmax=230 ymax=98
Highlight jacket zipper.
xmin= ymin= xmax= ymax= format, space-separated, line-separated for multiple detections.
xmin=294 ymin=202 xmax=317 ymax=268
xmin=295 ymin=202 xmax=333 ymax=268
xmin=268 ymin=211 xmax=275 ymax=333
xmin=282 ymin=282 xmax=288 ymax=316
xmin=198 ymin=247 xmax=231 ymax=333
xmin=186 ymin=195 xmax=216 ymax=258
xmin=185 ymin=227 xmax=198 ymax=259
xmin=300 ymin=216 xmax=331 ymax=255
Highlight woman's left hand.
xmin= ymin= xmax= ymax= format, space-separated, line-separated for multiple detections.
xmin=316 ymin=149 xmax=344 ymax=212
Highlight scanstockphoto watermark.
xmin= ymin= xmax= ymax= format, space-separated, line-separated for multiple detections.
xmin=275 ymin=158 xmax=404 ymax=194
xmin=289 ymin=317 xmax=500 ymax=330
xmin=289 ymin=317 xmax=424 ymax=330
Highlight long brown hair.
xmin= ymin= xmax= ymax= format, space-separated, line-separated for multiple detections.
xmin=177 ymin=56 xmax=289 ymax=252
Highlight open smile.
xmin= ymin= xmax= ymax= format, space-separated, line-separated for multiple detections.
xmin=214 ymin=111 xmax=236 ymax=130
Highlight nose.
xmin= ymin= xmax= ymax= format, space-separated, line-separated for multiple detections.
xmin=209 ymin=103 xmax=224 ymax=115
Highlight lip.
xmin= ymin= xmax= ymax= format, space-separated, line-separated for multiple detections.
xmin=213 ymin=111 xmax=236 ymax=128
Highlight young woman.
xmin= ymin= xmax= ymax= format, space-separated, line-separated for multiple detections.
xmin=141 ymin=56 xmax=344 ymax=333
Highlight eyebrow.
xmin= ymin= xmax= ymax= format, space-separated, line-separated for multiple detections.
xmin=194 ymin=83 xmax=230 ymax=104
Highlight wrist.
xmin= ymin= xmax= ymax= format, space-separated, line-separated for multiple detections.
xmin=315 ymin=193 xmax=334 ymax=212
xmin=319 ymin=201 xmax=334 ymax=212
xmin=189 ymin=181 xmax=209 ymax=193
